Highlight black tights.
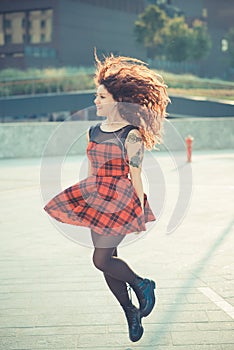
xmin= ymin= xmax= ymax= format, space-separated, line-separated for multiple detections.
xmin=91 ymin=231 xmax=139 ymax=307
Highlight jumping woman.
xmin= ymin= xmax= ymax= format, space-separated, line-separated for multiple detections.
xmin=44 ymin=54 xmax=169 ymax=342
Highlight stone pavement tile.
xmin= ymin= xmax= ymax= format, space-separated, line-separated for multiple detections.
xmin=0 ymin=294 xmax=119 ymax=313
xmin=196 ymin=321 xmax=234 ymax=331
xmin=146 ymin=310 xmax=209 ymax=323
xmin=0 ymin=304 xmax=120 ymax=318
xmin=0 ymin=325 xmax=107 ymax=337
xmin=109 ymin=322 xmax=198 ymax=333
xmin=224 ymin=274 xmax=233 ymax=281
xmin=206 ymin=310 xmax=233 ymax=322
xmin=0 ymin=334 xmax=78 ymax=350
xmin=154 ymin=293 xmax=206 ymax=306
xmin=221 ymin=345 xmax=234 ymax=350
xmin=90 ymin=347 xmax=222 ymax=350
xmin=4 ymin=347 xmax=222 ymax=350
xmin=0 ymin=291 xmax=114 ymax=309
xmin=186 ymin=293 xmax=217 ymax=304
xmin=35 ymin=312 xmax=124 ymax=327
xmin=156 ymin=346 xmax=222 ymax=350
xmin=171 ymin=330 xmax=234 ymax=346
xmin=0 ymin=311 xmax=122 ymax=329
xmin=152 ymin=279 xmax=207 ymax=289
xmin=0 ymin=281 xmax=107 ymax=293
xmin=0 ymin=315 xmax=38 ymax=328
xmin=78 ymin=331 xmax=172 ymax=347
xmin=0 ymin=268 xmax=98 ymax=281
xmin=202 ymin=279 xmax=234 ymax=299
xmin=219 ymin=288 xmax=234 ymax=299
xmin=0 ymin=328 xmax=17 ymax=337
xmin=69 ymin=347 xmax=223 ymax=350
xmin=157 ymin=287 xmax=206 ymax=296
xmin=157 ymin=301 xmax=220 ymax=311
xmin=1 ymin=151 xmax=234 ymax=350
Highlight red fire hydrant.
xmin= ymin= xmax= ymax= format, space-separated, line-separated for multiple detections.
xmin=185 ymin=135 xmax=194 ymax=162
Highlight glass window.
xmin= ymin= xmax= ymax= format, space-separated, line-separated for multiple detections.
xmin=4 ymin=12 xmax=26 ymax=44
xmin=29 ymin=10 xmax=41 ymax=43
xmin=221 ymin=39 xmax=228 ymax=52
xmin=5 ymin=34 xmax=12 ymax=44
xmin=22 ymin=18 xmax=26 ymax=28
xmin=4 ymin=19 xmax=11 ymax=28
xmin=202 ymin=8 xmax=208 ymax=18
xmin=13 ymin=52 xmax=24 ymax=57
xmin=0 ymin=9 xmax=53 ymax=46
xmin=29 ymin=9 xmax=53 ymax=44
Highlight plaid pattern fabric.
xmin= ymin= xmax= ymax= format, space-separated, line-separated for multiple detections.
xmin=44 ymin=125 xmax=156 ymax=236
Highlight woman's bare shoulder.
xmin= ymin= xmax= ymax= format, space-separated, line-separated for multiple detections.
xmin=126 ymin=128 xmax=142 ymax=144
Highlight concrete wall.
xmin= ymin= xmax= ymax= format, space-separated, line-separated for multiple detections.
xmin=1 ymin=92 xmax=233 ymax=119
xmin=162 ymin=117 xmax=234 ymax=151
xmin=0 ymin=118 xmax=233 ymax=159
xmin=58 ymin=0 xmax=147 ymax=66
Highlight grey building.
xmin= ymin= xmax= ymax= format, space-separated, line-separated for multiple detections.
xmin=0 ymin=0 xmax=147 ymax=69
xmin=0 ymin=0 xmax=233 ymax=78
xmin=171 ymin=0 xmax=234 ymax=78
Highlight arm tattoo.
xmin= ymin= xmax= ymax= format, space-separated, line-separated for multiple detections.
xmin=127 ymin=131 xmax=144 ymax=168
xmin=129 ymin=148 xmax=143 ymax=168
xmin=127 ymin=133 xmax=142 ymax=144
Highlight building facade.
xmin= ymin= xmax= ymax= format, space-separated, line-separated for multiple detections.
xmin=0 ymin=0 xmax=59 ymax=69
xmin=171 ymin=0 xmax=234 ymax=77
xmin=0 ymin=0 xmax=147 ymax=69
xmin=203 ymin=0 xmax=234 ymax=78
xmin=0 ymin=0 xmax=233 ymax=78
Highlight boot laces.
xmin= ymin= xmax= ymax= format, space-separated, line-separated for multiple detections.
xmin=124 ymin=304 xmax=138 ymax=326
xmin=127 ymin=283 xmax=132 ymax=303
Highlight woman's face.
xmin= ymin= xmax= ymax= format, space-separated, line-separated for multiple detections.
xmin=94 ymin=84 xmax=116 ymax=117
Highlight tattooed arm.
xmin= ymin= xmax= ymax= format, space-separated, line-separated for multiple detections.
xmin=125 ymin=129 xmax=144 ymax=210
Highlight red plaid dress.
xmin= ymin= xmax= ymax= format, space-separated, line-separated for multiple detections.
xmin=44 ymin=123 xmax=156 ymax=236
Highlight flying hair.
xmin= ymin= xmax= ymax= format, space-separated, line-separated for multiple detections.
xmin=94 ymin=50 xmax=170 ymax=150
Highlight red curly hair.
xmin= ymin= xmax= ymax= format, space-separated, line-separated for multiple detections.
xmin=94 ymin=53 xmax=170 ymax=150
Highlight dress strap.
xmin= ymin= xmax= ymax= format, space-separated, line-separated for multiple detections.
xmin=88 ymin=125 xmax=93 ymax=139
xmin=118 ymin=125 xmax=139 ymax=141
xmin=88 ymin=123 xmax=100 ymax=140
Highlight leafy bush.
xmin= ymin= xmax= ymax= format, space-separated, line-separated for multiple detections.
xmin=0 ymin=67 xmax=95 ymax=96
xmin=0 ymin=66 xmax=233 ymax=98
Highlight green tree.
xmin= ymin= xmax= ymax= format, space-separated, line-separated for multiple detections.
xmin=226 ymin=27 xmax=234 ymax=67
xmin=191 ymin=20 xmax=212 ymax=61
xmin=134 ymin=5 xmax=212 ymax=62
xmin=134 ymin=5 xmax=167 ymax=58
xmin=161 ymin=16 xmax=193 ymax=62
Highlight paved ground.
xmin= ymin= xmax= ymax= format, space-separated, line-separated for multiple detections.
xmin=0 ymin=149 xmax=233 ymax=350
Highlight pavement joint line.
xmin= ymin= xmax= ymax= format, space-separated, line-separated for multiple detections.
xmin=0 ymin=185 xmax=39 ymax=193
xmin=197 ymin=287 xmax=234 ymax=320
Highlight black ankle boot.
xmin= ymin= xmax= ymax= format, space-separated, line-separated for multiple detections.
xmin=131 ymin=277 xmax=156 ymax=317
xmin=122 ymin=302 xmax=144 ymax=342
